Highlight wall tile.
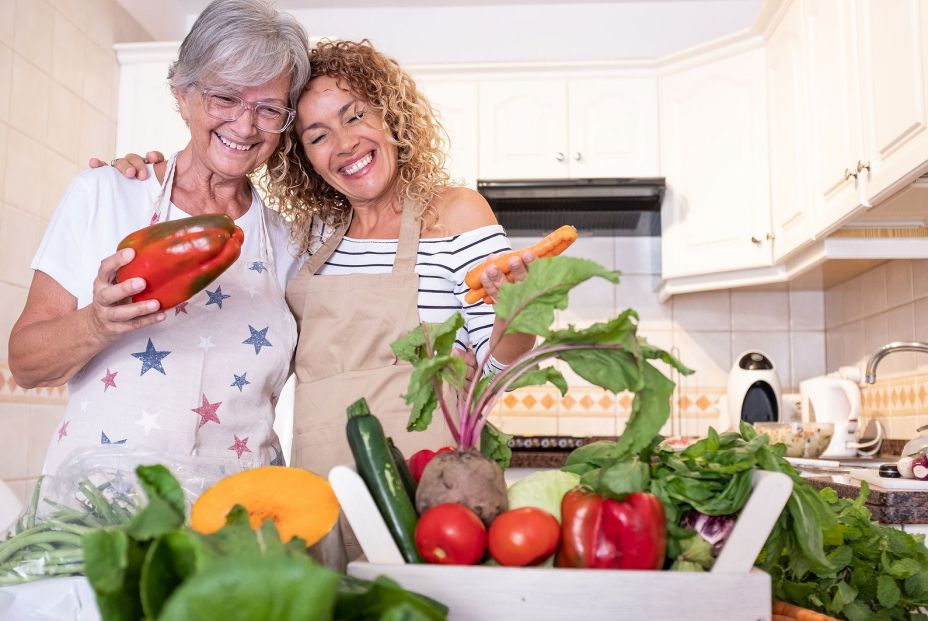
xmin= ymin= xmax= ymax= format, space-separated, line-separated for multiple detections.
xmin=497 ymin=416 xmax=558 ymax=436
xmin=838 ymin=275 xmax=864 ymax=325
xmin=558 ymin=416 xmax=616 ymax=437
xmin=731 ymin=331 xmax=791 ymax=388
xmin=42 ymin=148 xmax=79 ymax=220
xmin=620 ymin=274 xmax=671 ymax=331
xmin=885 ymin=260 xmax=914 ymax=308
xmin=9 ymin=54 xmax=50 ymax=142
xmin=0 ymin=2 xmax=14 ymax=47
xmin=0 ymin=403 xmax=30 ymax=481
xmin=912 ymin=260 xmax=928 ymax=301
xmin=842 ymin=320 xmax=868 ymax=371
xmin=791 ymin=330 xmax=826 ymax=387
xmin=0 ymin=44 xmax=12 ymax=124
xmin=863 ymin=314 xmax=889 ymax=374
xmin=789 ymin=288 xmax=824 ymax=330
xmin=82 ymin=42 xmax=118 ymax=120
xmin=46 ymin=80 xmax=82 ymax=162
xmin=881 ymin=303 xmax=917 ymax=377
xmin=78 ymin=102 xmax=116 ymax=164
xmin=860 ymin=263 xmax=887 ymax=318
xmin=0 ymin=283 xmax=28 ymax=360
xmin=3 ymin=129 xmax=46 ymax=213
xmin=0 ymin=205 xmax=47 ymax=288
xmin=824 ymin=282 xmax=842 ymax=329
xmin=559 ymin=273 xmax=616 ymax=328
xmin=51 ymin=10 xmax=85 ymax=96
xmin=569 ymin=236 xmax=615 ymax=270
xmin=673 ymin=289 xmax=730 ymax=331
xmin=0 ymin=122 xmax=7 ymax=191
xmin=825 ymin=328 xmax=843 ymax=375
xmin=13 ymin=0 xmax=54 ymax=72
xmin=673 ymin=330 xmax=731 ymax=388
xmin=615 ymin=236 xmax=660 ymax=275
xmin=913 ymin=298 xmax=928 ymax=375
xmin=731 ymin=289 xmax=789 ymax=331
xmin=80 ymin=0 xmax=118 ymax=51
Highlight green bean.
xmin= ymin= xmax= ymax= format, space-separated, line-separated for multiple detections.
xmin=0 ymin=531 xmax=83 ymax=565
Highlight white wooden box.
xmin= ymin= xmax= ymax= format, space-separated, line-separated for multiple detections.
xmin=330 ymin=467 xmax=791 ymax=621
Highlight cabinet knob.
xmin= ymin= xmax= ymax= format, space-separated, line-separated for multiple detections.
xmin=751 ymin=236 xmax=762 ymax=245
xmin=766 ymin=233 xmax=776 ymax=241
xmin=573 ymin=152 xmax=582 ymax=161
xmin=856 ymin=160 xmax=871 ymax=174
xmin=844 ymin=167 xmax=858 ymax=182
xmin=555 ymin=152 xmax=565 ymax=162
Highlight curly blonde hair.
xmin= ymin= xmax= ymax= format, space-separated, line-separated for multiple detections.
xmin=260 ymin=39 xmax=451 ymax=253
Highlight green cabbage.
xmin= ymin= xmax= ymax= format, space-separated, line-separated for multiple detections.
xmin=506 ymin=470 xmax=580 ymax=522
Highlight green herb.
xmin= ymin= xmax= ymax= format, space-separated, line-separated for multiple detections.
xmin=391 ymin=256 xmax=691 ymax=466
xmin=81 ymin=465 xmax=448 ymax=621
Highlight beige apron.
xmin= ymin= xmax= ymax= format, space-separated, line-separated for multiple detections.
xmin=285 ymin=202 xmax=453 ymax=477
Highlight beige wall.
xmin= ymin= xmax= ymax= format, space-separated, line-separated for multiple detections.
xmin=824 ymin=259 xmax=928 ymax=440
xmin=0 ymin=0 xmax=151 ymax=504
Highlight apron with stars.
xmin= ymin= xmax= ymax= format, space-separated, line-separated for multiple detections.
xmin=42 ymin=152 xmax=297 ymax=475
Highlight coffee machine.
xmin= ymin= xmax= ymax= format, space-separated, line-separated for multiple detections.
xmin=726 ymin=351 xmax=781 ymax=430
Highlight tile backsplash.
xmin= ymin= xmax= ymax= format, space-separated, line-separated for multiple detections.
xmin=0 ymin=0 xmax=151 ymax=504
xmin=488 ymin=235 xmax=827 ymax=440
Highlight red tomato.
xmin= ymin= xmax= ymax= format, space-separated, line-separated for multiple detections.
xmin=407 ymin=446 xmax=455 ymax=483
xmin=415 ymin=503 xmax=486 ymax=565
xmin=488 ymin=507 xmax=561 ymax=567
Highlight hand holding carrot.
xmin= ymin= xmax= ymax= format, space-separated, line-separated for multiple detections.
xmin=464 ymin=225 xmax=578 ymax=304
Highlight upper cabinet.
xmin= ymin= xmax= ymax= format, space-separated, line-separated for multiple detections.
xmin=659 ymin=46 xmax=772 ymax=280
xmin=414 ymin=76 xmax=479 ymax=189
xmin=477 ymin=76 xmax=659 ymax=179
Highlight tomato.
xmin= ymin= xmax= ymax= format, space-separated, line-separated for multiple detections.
xmin=407 ymin=446 xmax=454 ymax=483
xmin=488 ymin=507 xmax=561 ymax=567
xmin=415 ymin=503 xmax=486 ymax=565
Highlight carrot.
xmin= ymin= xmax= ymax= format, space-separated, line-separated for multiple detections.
xmin=463 ymin=225 xmax=578 ymax=304
xmin=772 ymin=616 xmax=793 ymax=621
xmin=773 ymin=600 xmax=841 ymax=621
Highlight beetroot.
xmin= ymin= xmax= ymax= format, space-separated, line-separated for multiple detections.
xmin=415 ymin=449 xmax=508 ymax=526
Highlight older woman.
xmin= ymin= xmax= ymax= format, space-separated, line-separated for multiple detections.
xmin=102 ymin=40 xmax=535 ymax=476
xmin=9 ymin=0 xmax=310 ymax=474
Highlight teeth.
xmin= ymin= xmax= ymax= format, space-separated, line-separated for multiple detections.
xmin=342 ymin=153 xmax=373 ymax=176
xmin=216 ymin=133 xmax=253 ymax=151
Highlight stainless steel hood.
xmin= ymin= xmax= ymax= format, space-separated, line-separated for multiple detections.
xmin=477 ymin=178 xmax=665 ymax=236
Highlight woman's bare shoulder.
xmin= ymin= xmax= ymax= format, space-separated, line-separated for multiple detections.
xmin=431 ymin=186 xmax=498 ymax=236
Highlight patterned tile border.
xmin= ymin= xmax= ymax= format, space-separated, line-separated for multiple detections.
xmin=494 ymin=385 xmax=724 ymax=419
xmin=0 ymin=362 xmax=68 ymax=404
xmin=860 ymin=374 xmax=927 ymax=418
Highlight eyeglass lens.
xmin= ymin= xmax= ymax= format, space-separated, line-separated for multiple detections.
xmin=205 ymin=92 xmax=292 ymax=132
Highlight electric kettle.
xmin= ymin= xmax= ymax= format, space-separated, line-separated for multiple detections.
xmin=726 ymin=351 xmax=781 ymax=430
xmin=799 ymin=374 xmax=882 ymax=458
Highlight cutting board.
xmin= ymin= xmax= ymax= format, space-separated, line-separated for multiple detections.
xmin=848 ymin=468 xmax=928 ymax=491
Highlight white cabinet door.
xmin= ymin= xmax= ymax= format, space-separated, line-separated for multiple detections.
xmin=116 ymin=45 xmax=189 ymax=156
xmin=767 ymin=0 xmax=817 ymax=261
xmin=415 ymin=77 xmax=479 ymax=189
xmin=478 ymin=78 xmax=569 ymax=179
xmin=857 ymin=0 xmax=928 ymax=200
xmin=568 ymin=78 xmax=659 ymax=178
xmin=803 ymin=0 xmax=863 ymax=230
xmin=660 ymin=47 xmax=772 ymax=279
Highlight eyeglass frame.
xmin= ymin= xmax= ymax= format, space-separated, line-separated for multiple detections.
xmin=196 ymin=83 xmax=296 ymax=134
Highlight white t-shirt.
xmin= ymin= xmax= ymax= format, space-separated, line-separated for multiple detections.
xmin=32 ymin=165 xmax=301 ymax=305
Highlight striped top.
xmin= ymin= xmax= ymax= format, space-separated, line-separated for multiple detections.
xmin=308 ymin=218 xmax=511 ymax=372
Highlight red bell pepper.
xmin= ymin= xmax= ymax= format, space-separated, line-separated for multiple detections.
xmin=407 ymin=446 xmax=454 ymax=483
xmin=555 ymin=486 xmax=666 ymax=570
xmin=116 ymin=214 xmax=244 ymax=310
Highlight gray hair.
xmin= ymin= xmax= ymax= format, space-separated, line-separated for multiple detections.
xmin=168 ymin=0 xmax=310 ymax=107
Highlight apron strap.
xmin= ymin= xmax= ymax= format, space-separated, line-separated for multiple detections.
xmin=393 ymin=198 xmax=420 ymax=273
xmin=151 ymin=152 xmax=181 ymax=224
xmin=303 ymin=215 xmax=351 ymax=276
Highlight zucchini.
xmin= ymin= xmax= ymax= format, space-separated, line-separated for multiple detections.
xmin=346 ymin=399 xmax=422 ymax=563
xmin=387 ymin=437 xmax=418 ymax=501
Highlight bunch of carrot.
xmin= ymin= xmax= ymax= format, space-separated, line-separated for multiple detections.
xmin=772 ymin=600 xmax=841 ymax=621
xmin=463 ymin=224 xmax=578 ymax=304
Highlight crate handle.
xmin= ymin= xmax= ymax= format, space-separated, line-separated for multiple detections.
xmin=711 ymin=470 xmax=792 ymax=574
xmin=329 ymin=464 xmax=405 ymax=564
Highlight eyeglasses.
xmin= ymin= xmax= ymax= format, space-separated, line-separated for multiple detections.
xmin=198 ymin=85 xmax=296 ymax=133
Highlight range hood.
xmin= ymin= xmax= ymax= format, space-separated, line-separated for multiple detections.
xmin=477 ymin=178 xmax=665 ymax=236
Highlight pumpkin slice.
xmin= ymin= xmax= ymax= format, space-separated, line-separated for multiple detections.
xmin=191 ymin=466 xmax=340 ymax=547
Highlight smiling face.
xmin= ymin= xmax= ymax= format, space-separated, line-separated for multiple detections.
xmin=176 ymin=71 xmax=291 ymax=181
xmin=296 ymin=75 xmax=400 ymax=208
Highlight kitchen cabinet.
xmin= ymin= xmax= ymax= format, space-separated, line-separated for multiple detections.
xmin=477 ymin=76 xmax=659 ymax=179
xmin=659 ymin=46 xmax=773 ymax=280
xmin=804 ymin=0 xmax=928 ymax=232
xmin=412 ymin=76 xmax=479 ymax=189
xmin=766 ymin=0 xmax=816 ymax=262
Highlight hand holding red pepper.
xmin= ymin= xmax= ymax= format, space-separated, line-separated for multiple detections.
xmin=116 ymin=214 xmax=244 ymax=310
xmin=555 ymin=486 xmax=666 ymax=570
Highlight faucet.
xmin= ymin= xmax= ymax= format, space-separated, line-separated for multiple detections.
xmin=865 ymin=341 xmax=928 ymax=383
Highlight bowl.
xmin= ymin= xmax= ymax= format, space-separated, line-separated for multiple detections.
xmin=753 ymin=422 xmax=835 ymax=458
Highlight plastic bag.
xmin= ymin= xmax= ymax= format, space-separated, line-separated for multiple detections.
xmin=0 ymin=446 xmax=241 ymax=586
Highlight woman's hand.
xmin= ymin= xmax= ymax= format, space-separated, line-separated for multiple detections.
xmin=88 ymin=151 xmax=166 ymax=180
xmin=478 ymin=249 xmax=537 ymax=302
xmin=88 ymin=248 xmax=166 ymax=343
